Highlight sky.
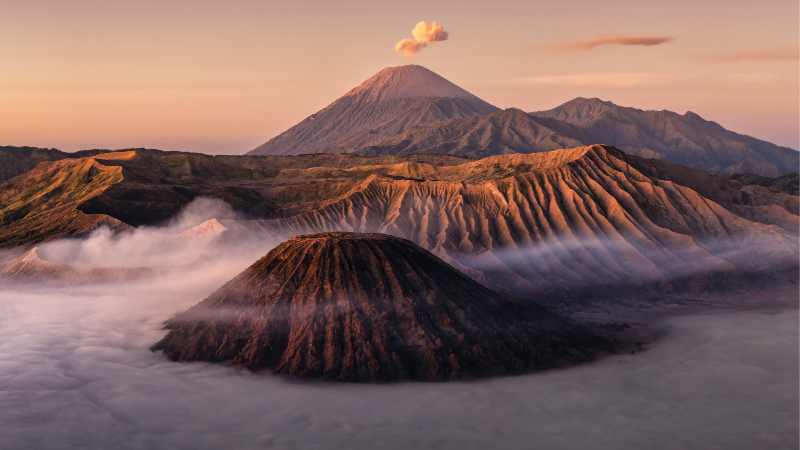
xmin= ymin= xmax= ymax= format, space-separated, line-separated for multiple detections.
xmin=1 ymin=0 xmax=797 ymax=154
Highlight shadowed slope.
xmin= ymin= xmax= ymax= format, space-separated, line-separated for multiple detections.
xmin=153 ymin=232 xmax=605 ymax=381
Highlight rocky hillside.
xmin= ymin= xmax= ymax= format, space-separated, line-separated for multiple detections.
xmin=0 ymin=151 xmax=131 ymax=247
xmin=1 ymin=146 xmax=795 ymax=298
xmin=153 ymin=232 xmax=606 ymax=381
xmin=248 ymin=65 xmax=498 ymax=155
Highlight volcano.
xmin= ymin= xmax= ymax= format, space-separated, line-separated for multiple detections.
xmin=248 ymin=65 xmax=498 ymax=156
xmin=153 ymin=232 xmax=605 ymax=381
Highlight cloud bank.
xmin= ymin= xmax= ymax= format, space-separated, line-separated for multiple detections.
xmin=0 ymin=198 xmax=796 ymax=449
xmin=394 ymin=20 xmax=449 ymax=57
xmin=557 ymin=34 xmax=674 ymax=51
xmin=0 ymin=283 xmax=794 ymax=449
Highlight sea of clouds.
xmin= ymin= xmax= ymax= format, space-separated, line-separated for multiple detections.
xmin=0 ymin=198 xmax=797 ymax=450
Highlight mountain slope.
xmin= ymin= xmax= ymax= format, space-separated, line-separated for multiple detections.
xmin=0 ymin=148 xmax=469 ymax=247
xmin=0 ymin=151 xmax=131 ymax=247
xmin=356 ymin=97 xmax=798 ymax=177
xmin=249 ymin=65 xmax=499 ymax=155
xmin=531 ymin=97 xmax=799 ymax=176
xmin=358 ymin=108 xmax=583 ymax=157
xmin=1 ymin=146 xmax=795 ymax=299
xmin=153 ymin=232 xmax=606 ymax=381
xmin=270 ymin=145 xmax=798 ymax=295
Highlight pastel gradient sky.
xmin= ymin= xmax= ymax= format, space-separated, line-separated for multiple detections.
xmin=1 ymin=0 xmax=797 ymax=154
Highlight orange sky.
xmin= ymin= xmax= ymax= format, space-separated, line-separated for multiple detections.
xmin=1 ymin=0 xmax=797 ymax=154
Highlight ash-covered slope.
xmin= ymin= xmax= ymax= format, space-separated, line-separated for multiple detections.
xmin=249 ymin=65 xmax=499 ymax=156
xmin=358 ymin=108 xmax=583 ymax=157
xmin=531 ymin=97 xmax=799 ymax=176
xmin=153 ymin=232 xmax=604 ymax=381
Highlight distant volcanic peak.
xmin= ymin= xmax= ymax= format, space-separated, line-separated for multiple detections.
xmin=345 ymin=65 xmax=495 ymax=105
xmin=179 ymin=218 xmax=228 ymax=239
xmin=154 ymin=232 xmax=603 ymax=381
xmin=249 ymin=65 xmax=498 ymax=156
xmin=3 ymin=247 xmax=58 ymax=275
xmin=0 ymin=245 xmax=151 ymax=283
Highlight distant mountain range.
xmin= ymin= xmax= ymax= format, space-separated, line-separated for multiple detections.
xmin=249 ymin=65 xmax=798 ymax=177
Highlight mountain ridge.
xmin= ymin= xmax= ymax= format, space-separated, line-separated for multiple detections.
xmin=1 ymin=145 xmax=795 ymax=299
xmin=246 ymin=64 xmax=797 ymax=176
xmin=531 ymin=97 xmax=798 ymax=175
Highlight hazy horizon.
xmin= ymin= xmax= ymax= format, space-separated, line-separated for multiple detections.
xmin=1 ymin=0 xmax=797 ymax=154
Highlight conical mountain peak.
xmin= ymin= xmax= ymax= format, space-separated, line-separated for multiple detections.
xmin=249 ymin=65 xmax=498 ymax=156
xmin=153 ymin=232 xmax=605 ymax=381
xmin=344 ymin=65 xmax=487 ymax=103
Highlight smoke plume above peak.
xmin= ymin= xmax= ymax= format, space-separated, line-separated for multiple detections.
xmin=394 ymin=20 xmax=449 ymax=57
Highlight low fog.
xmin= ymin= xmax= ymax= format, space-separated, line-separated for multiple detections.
xmin=0 ymin=284 xmax=795 ymax=450
xmin=460 ymin=232 xmax=798 ymax=293
xmin=0 ymin=199 xmax=797 ymax=449
xmin=33 ymin=197 xmax=279 ymax=274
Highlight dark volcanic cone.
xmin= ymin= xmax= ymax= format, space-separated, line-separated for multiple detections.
xmin=153 ymin=232 xmax=607 ymax=382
